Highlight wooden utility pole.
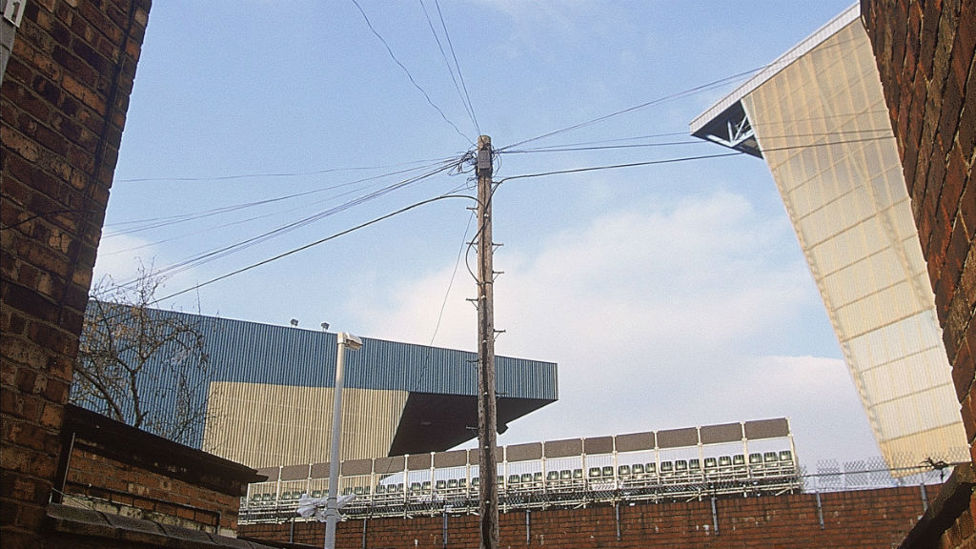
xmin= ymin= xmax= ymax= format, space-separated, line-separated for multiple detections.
xmin=475 ymin=135 xmax=499 ymax=549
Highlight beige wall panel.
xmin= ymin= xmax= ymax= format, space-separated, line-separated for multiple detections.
xmin=201 ymin=382 xmax=408 ymax=468
xmin=740 ymin=21 xmax=966 ymax=471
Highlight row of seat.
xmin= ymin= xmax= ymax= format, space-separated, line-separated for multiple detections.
xmin=246 ymin=451 xmax=794 ymax=505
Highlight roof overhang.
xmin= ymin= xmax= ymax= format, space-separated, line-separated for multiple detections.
xmin=389 ymin=393 xmax=556 ymax=456
xmin=689 ymin=3 xmax=861 ymax=156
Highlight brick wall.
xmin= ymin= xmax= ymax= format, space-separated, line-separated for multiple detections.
xmin=55 ymin=404 xmax=263 ymax=537
xmin=64 ymin=446 xmax=242 ymax=535
xmin=241 ymin=486 xmax=934 ymax=548
xmin=0 ymin=1 xmax=150 ymax=546
xmin=861 ymin=0 xmax=974 ymax=548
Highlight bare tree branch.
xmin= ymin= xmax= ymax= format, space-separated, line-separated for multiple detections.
xmin=71 ymin=264 xmax=216 ymax=446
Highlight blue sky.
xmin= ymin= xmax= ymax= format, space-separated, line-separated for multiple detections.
xmin=94 ymin=1 xmax=879 ymax=467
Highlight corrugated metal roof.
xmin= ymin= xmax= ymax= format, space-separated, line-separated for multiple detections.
xmin=74 ymin=304 xmax=558 ymax=449
xmin=187 ymin=311 xmax=557 ymax=398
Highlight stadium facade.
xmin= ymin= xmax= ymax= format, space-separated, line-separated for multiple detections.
xmin=75 ymin=307 xmax=558 ymax=468
xmin=690 ymin=4 xmax=967 ymax=469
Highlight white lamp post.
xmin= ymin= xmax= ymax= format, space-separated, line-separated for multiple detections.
xmin=324 ymin=332 xmax=362 ymax=549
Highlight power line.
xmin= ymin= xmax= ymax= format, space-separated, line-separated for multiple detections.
xmin=350 ymin=0 xmax=473 ymax=144
xmin=496 ymin=35 xmax=870 ymax=153
xmin=115 ymin=162 xmax=457 ymax=289
xmin=497 ymin=136 xmax=897 ymax=183
xmin=102 ymin=172 xmax=427 ymax=256
xmin=502 ymin=140 xmax=704 ymax=154
xmin=429 ymin=210 xmax=474 ymax=346
xmin=154 ymin=193 xmax=477 ymax=304
xmin=496 ymin=69 xmax=755 ymax=152
xmin=104 ymin=157 xmax=462 ymax=234
xmin=497 ymin=152 xmax=745 ymax=184
xmin=129 ymin=135 xmax=897 ymax=306
xmin=419 ymin=0 xmax=480 ymax=136
xmin=434 ymin=0 xmax=479 ymax=135
xmin=114 ymin=156 xmax=459 ymax=184
xmin=501 ymin=128 xmax=894 ymax=155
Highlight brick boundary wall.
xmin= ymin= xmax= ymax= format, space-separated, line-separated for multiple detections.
xmin=0 ymin=1 xmax=151 ymax=546
xmin=58 ymin=403 xmax=263 ymax=537
xmin=861 ymin=0 xmax=974 ymax=548
xmin=241 ymin=486 xmax=936 ymax=549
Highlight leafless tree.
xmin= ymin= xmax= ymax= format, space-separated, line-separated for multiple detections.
xmin=71 ymin=267 xmax=214 ymax=446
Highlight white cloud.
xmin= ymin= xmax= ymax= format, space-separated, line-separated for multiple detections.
xmin=349 ymin=190 xmax=878 ymax=467
xmin=92 ymin=233 xmax=161 ymax=286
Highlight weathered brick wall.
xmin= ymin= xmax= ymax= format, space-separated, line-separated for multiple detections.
xmin=0 ymin=1 xmax=150 ymax=546
xmin=64 ymin=445 xmax=242 ymax=535
xmin=241 ymin=486 xmax=934 ymax=548
xmin=862 ymin=0 xmax=974 ymax=548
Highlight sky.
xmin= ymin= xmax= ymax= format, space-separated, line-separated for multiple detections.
xmin=93 ymin=1 xmax=879 ymax=469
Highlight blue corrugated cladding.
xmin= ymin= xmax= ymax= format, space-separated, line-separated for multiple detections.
xmin=74 ymin=307 xmax=557 ymax=448
xmin=190 ymin=312 xmax=557 ymax=399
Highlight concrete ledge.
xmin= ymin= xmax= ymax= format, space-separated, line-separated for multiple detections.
xmin=47 ymin=503 xmax=277 ymax=548
xmin=898 ymin=463 xmax=975 ymax=549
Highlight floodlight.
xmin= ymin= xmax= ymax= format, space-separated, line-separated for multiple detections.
xmin=338 ymin=333 xmax=363 ymax=351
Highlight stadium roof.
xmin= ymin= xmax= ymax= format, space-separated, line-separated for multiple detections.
xmin=79 ymin=305 xmax=558 ymax=463
xmin=689 ymin=3 xmax=860 ymax=157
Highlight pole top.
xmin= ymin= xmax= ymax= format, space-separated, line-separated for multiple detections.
xmin=477 ymin=135 xmax=491 ymax=148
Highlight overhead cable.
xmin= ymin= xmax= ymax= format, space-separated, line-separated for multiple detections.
xmin=497 ymin=136 xmax=896 ymax=183
xmin=154 ymin=193 xmax=476 ymax=304
xmin=115 ymin=162 xmax=457 ymax=289
xmin=419 ymin=0 xmax=480 ymax=136
xmin=350 ymin=0 xmax=473 ymax=144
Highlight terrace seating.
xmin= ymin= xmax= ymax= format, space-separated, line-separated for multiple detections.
xmin=733 ymin=454 xmax=747 ymax=478
xmin=507 ymin=474 xmax=520 ymax=487
xmin=547 ymin=471 xmax=560 ymax=485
